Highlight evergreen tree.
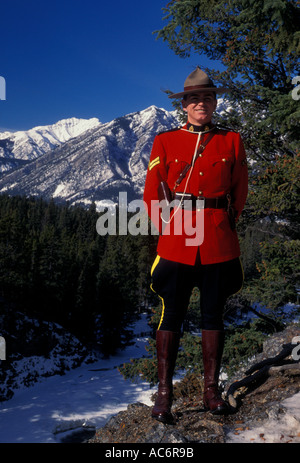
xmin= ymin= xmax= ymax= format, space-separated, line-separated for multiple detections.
xmin=96 ymin=233 xmax=142 ymax=354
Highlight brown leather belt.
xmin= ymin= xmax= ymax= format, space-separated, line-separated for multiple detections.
xmin=174 ymin=193 xmax=228 ymax=209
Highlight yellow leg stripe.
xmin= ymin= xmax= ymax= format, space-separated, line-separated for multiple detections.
xmin=157 ymin=295 xmax=165 ymax=331
xmin=150 ymin=255 xmax=165 ymax=329
xmin=151 ymin=255 xmax=160 ymax=276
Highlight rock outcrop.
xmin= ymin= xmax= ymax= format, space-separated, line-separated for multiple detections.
xmin=87 ymin=324 xmax=300 ymax=444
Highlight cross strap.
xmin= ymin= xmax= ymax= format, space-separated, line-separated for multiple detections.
xmin=174 ymin=130 xmax=216 ymax=190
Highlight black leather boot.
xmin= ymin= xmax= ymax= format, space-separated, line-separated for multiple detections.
xmin=202 ymin=329 xmax=229 ymax=415
xmin=151 ymin=330 xmax=179 ymax=424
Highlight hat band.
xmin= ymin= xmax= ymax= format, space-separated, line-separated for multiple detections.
xmin=184 ymin=84 xmax=216 ymax=91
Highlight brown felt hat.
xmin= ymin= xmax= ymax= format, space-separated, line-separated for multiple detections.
xmin=168 ymin=67 xmax=229 ymax=99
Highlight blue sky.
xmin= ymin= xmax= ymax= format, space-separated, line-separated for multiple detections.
xmin=0 ymin=0 xmax=223 ymax=131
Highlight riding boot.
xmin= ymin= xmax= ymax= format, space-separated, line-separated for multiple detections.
xmin=151 ymin=330 xmax=179 ymax=424
xmin=202 ymin=329 xmax=229 ymax=415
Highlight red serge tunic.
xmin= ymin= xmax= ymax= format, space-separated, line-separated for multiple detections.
xmin=143 ymin=124 xmax=248 ymax=265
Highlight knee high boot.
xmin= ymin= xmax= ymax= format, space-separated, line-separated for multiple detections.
xmin=202 ymin=329 xmax=229 ymax=415
xmin=151 ymin=330 xmax=179 ymax=424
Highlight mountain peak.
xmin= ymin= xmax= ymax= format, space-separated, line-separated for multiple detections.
xmin=0 ymin=117 xmax=102 ymax=164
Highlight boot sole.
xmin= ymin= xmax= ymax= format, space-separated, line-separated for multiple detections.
xmin=204 ymin=404 xmax=229 ymax=415
xmin=151 ymin=413 xmax=176 ymax=425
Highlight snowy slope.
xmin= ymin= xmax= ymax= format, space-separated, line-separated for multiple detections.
xmin=0 ymin=313 xmax=153 ymax=443
xmin=0 ymin=117 xmax=101 ymax=172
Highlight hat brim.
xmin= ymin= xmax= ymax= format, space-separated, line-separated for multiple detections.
xmin=168 ymin=87 xmax=230 ymax=99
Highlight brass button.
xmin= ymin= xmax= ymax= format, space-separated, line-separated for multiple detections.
xmin=175 ymin=159 xmax=178 ymax=162
xmin=199 ymin=191 xmax=203 ymax=195
xmin=199 ymin=171 xmax=204 ymax=176
xmin=222 ymin=158 xmax=227 ymax=162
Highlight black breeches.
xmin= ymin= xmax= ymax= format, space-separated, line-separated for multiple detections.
xmin=150 ymin=254 xmax=243 ymax=332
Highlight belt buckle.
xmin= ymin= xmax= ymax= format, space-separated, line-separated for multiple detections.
xmin=176 ymin=192 xmax=193 ymax=209
xmin=196 ymin=196 xmax=205 ymax=210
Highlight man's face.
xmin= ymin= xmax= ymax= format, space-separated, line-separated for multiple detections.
xmin=182 ymin=92 xmax=217 ymax=126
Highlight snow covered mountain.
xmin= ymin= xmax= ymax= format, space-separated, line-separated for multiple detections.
xmin=0 ymin=117 xmax=101 ymax=173
xmin=0 ymin=106 xmax=179 ymax=208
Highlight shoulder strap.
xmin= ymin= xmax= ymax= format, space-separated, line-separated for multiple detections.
xmin=174 ymin=130 xmax=216 ymax=189
xmin=196 ymin=131 xmax=215 ymax=157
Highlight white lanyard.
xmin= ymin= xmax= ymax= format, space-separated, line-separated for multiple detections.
xmin=160 ymin=131 xmax=203 ymax=224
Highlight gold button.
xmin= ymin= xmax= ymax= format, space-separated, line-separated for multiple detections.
xmin=222 ymin=158 xmax=227 ymax=162
xmin=199 ymin=191 xmax=203 ymax=195
xmin=199 ymin=154 xmax=203 ymax=158
xmin=199 ymin=171 xmax=204 ymax=176
xmin=175 ymin=159 xmax=178 ymax=162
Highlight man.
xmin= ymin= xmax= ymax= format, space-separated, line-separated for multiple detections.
xmin=143 ymin=67 xmax=248 ymax=423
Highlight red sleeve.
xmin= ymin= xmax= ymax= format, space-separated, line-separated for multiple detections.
xmin=143 ymin=135 xmax=168 ymax=233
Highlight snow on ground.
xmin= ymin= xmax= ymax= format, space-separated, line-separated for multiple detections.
xmin=226 ymin=392 xmax=300 ymax=443
xmin=0 ymin=314 xmax=154 ymax=443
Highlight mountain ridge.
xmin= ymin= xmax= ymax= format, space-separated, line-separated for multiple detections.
xmin=0 ymin=117 xmax=101 ymax=174
xmin=0 ymin=116 xmax=102 ymax=158
xmin=0 ymin=106 xmax=179 ymax=208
